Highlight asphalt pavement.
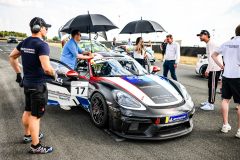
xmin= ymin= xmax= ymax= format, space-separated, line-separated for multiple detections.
xmin=0 ymin=41 xmax=239 ymax=160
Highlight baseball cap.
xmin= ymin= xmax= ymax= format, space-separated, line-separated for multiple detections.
xmin=30 ymin=17 xmax=51 ymax=28
xmin=197 ymin=30 xmax=210 ymax=36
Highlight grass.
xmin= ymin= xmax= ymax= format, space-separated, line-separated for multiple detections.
xmin=154 ymin=53 xmax=199 ymax=66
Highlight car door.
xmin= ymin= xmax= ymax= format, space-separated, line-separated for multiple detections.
xmin=47 ymin=59 xmax=89 ymax=111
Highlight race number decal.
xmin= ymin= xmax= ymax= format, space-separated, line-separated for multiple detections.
xmin=71 ymin=81 xmax=88 ymax=97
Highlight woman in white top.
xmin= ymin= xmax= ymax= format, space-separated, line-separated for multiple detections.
xmin=133 ymin=37 xmax=147 ymax=68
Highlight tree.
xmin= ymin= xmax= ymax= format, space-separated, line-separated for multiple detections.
xmin=52 ymin=36 xmax=60 ymax=41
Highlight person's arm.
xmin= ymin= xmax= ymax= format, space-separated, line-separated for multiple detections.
xmin=160 ymin=44 xmax=163 ymax=50
xmin=76 ymin=54 xmax=93 ymax=59
xmin=39 ymin=55 xmax=55 ymax=76
xmin=211 ymin=51 xmax=223 ymax=68
xmin=111 ymin=42 xmax=113 ymax=47
xmin=9 ymin=48 xmax=21 ymax=74
xmin=175 ymin=43 xmax=180 ymax=64
xmin=135 ymin=42 xmax=142 ymax=51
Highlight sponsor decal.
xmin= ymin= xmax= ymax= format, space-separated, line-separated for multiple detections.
xmin=151 ymin=94 xmax=173 ymax=100
xmin=52 ymin=78 xmax=63 ymax=85
xmin=225 ymin=45 xmax=239 ymax=48
xmin=20 ymin=48 xmax=35 ymax=54
xmin=139 ymin=85 xmax=161 ymax=89
xmin=165 ymin=113 xmax=188 ymax=123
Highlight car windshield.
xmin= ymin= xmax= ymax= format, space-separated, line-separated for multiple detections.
xmin=77 ymin=41 xmax=109 ymax=53
xmin=91 ymin=57 xmax=148 ymax=77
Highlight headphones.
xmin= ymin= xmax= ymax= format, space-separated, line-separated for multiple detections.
xmin=32 ymin=18 xmax=42 ymax=33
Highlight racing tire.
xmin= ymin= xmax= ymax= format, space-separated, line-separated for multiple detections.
xmin=200 ymin=65 xmax=207 ymax=78
xmin=90 ymin=93 xmax=108 ymax=128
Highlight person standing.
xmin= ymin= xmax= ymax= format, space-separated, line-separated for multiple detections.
xmin=133 ymin=37 xmax=147 ymax=68
xmin=61 ymin=37 xmax=69 ymax=54
xmin=211 ymin=25 xmax=240 ymax=138
xmin=111 ymin=37 xmax=116 ymax=50
xmin=197 ymin=30 xmax=223 ymax=110
xmin=160 ymin=39 xmax=168 ymax=62
xmin=147 ymin=40 xmax=152 ymax=48
xmin=59 ymin=30 xmax=95 ymax=110
xmin=163 ymin=34 xmax=180 ymax=81
xmin=9 ymin=17 xmax=56 ymax=153
xmin=126 ymin=38 xmax=132 ymax=45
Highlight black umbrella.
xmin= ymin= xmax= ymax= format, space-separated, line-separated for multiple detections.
xmin=60 ymin=12 xmax=118 ymax=51
xmin=120 ymin=17 xmax=166 ymax=36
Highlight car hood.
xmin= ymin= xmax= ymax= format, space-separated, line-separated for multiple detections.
xmin=102 ymin=74 xmax=183 ymax=106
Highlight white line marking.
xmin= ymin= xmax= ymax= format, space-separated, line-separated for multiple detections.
xmin=0 ymin=49 xmax=2 ymax=51
xmin=18 ymin=63 xmax=22 ymax=68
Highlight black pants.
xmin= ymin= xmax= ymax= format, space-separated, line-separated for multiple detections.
xmin=208 ymin=71 xmax=221 ymax=103
xmin=24 ymin=83 xmax=48 ymax=118
xmin=135 ymin=58 xmax=145 ymax=69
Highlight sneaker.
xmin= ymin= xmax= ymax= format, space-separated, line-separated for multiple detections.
xmin=60 ymin=105 xmax=71 ymax=110
xmin=236 ymin=129 xmax=240 ymax=138
xmin=237 ymin=105 xmax=239 ymax=109
xmin=201 ymin=101 xmax=208 ymax=106
xmin=200 ymin=103 xmax=214 ymax=110
xmin=29 ymin=142 xmax=53 ymax=154
xmin=23 ymin=134 xmax=43 ymax=144
xmin=218 ymin=88 xmax=222 ymax=94
xmin=221 ymin=124 xmax=231 ymax=133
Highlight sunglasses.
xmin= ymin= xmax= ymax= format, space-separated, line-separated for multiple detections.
xmin=78 ymin=34 xmax=82 ymax=37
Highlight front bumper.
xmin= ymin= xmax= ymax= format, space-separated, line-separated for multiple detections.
xmin=109 ymin=107 xmax=195 ymax=140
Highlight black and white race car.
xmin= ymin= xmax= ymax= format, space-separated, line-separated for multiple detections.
xmin=47 ymin=53 xmax=195 ymax=140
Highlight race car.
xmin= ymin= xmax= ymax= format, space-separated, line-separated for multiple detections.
xmin=146 ymin=47 xmax=156 ymax=64
xmin=118 ymin=45 xmax=134 ymax=57
xmin=7 ymin=36 xmax=18 ymax=43
xmin=47 ymin=52 xmax=195 ymax=140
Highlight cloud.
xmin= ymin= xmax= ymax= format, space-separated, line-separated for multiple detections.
xmin=0 ymin=0 xmax=43 ymax=8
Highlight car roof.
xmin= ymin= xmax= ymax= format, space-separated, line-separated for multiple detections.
xmin=96 ymin=52 xmax=125 ymax=58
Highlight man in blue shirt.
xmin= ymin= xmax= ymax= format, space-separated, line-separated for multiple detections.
xmin=9 ymin=17 xmax=56 ymax=154
xmin=60 ymin=30 xmax=94 ymax=70
xmin=126 ymin=38 xmax=132 ymax=46
xmin=59 ymin=30 xmax=94 ymax=110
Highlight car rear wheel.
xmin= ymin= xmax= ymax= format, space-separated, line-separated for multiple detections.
xmin=90 ymin=93 xmax=108 ymax=128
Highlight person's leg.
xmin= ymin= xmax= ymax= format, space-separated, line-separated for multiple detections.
xmin=22 ymin=111 xmax=31 ymax=136
xmin=169 ymin=61 xmax=177 ymax=81
xmin=163 ymin=61 xmax=169 ymax=78
xmin=29 ymin=116 xmax=40 ymax=146
xmin=208 ymin=71 xmax=214 ymax=104
xmin=212 ymin=71 xmax=221 ymax=103
xmin=238 ymin=104 xmax=240 ymax=129
xmin=222 ymin=99 xmax=230 ymax=125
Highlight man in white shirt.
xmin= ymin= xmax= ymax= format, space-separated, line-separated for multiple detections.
xmin=197 ymin=30 xmax=223 ymax=110
xmin=163 ymin=34 xmax=180 ymax=81
xmin=211 ymin=25 xmax=240 ymax=138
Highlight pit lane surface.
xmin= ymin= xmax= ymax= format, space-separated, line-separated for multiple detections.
xmin=0 ymin=41 xmax=239 ymax=159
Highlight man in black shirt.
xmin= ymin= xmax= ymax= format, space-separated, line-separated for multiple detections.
xmin=9 ymin=17 xmax=56 ymax=153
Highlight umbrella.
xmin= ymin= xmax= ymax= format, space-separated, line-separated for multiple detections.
xmin=120 ymin=17 xmax=166 ymax=36
xmin=60 ymin=11 xmax=118 ymax=51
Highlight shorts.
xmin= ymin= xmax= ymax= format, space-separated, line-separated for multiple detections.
xmin=222 ymin=76 xmax=240 ymax=103
xmin=162 ymin=50 xmax=165 ymax=55
xmin=24 ymin=83 xmax=48 ymax=118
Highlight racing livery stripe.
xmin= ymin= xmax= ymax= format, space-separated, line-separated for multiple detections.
xmin=48 ymin=92 xmax=70 ymax=98
xmin=101 ymin=77 xmax=155 ymax=105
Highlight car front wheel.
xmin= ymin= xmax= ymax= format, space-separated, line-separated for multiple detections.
xmin=200 ymin=65 xmax=207 ymax=78
xmin=90 ymin=93 xmax=108 ymax=128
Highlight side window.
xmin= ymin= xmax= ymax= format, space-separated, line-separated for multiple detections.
xmin=50 ymin=61 xmax=70 ymax=75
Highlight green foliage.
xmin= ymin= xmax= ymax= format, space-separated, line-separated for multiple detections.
xmin=0 ymin=31 xmax=28 ymax=37
xmin=52 ymin=36 xmax=60 ymax=41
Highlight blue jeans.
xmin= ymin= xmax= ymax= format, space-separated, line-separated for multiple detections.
xmin=163 ymin=60 xmax=177 ymax=81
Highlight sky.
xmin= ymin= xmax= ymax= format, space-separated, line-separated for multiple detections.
xmin=0 ymin=0 xmax=240 ymax=47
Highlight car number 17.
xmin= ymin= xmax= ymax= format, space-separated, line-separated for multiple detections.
xmin=71 ymin=85 xmax=88 ymax=97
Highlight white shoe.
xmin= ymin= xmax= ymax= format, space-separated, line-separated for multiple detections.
xmin=236 ymin=129 xmax=240 ymax=138
xmin=200 ymin=103 xmax=214 ymax=110
xmin=236 ymin=105 xmax=239 ymax=109
xmin=201 ymin=101 xmax=208 ymax=106
xmin=221 ymin=124 xmax=231 ymax=133
xmin=60 ymin=105 xmax=71 ymax=110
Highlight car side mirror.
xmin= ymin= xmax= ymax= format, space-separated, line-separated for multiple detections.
xmin=151 ymin=66 xmax=161 ymax=74
xmin=66 ymin=71 xmax=79 ymax=77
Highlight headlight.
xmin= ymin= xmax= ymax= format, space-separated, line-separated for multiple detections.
xmin=199 ymin=60 xmax=203 ymax=63
xmin=112 ymin=90 xmax=146 ymax=110
xmin=179 ymin=84 xmax=190 ymax=100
